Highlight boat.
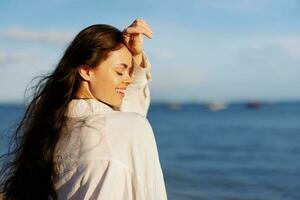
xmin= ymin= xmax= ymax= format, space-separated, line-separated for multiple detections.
xmin=206 ymin=102 xmax=227 ymax=111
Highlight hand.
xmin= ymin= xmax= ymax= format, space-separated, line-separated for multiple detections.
xmin=122 ymin=19 xmax=153 ymax=56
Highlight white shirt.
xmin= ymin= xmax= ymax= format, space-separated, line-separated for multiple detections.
xmin=53 ymin=52 xmax=168 ymax=200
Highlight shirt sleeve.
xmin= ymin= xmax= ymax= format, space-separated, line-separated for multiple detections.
xmin=128 ymin=116 xmax=168 ymax=200
xmin=119 ymin=51 xmax=152 ymax=117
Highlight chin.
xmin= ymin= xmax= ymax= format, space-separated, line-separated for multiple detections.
xmin=111 ymin=103 xmax=121 ymax=111
xmin=116 ymin=102 xmax=122 ymax=109
xmin=112 ymin=100 xmax=122 ymax=109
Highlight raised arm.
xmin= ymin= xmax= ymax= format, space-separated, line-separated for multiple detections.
xmin=119 ymin=19 xmax=153 ymax=117
xmin=119 ymin=51 xmax=152 ymax=117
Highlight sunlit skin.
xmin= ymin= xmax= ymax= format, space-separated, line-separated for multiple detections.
xmin=76 ymin=45 xmax=134 ymax=108
xmin=75 ymin=19 xmax=153 ymax=109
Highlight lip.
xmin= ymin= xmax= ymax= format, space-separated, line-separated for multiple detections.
xmin=116 ymin=91 xmax=125 ymax=98
xmin=116 ymin=87 xmax=126 ymax=98
xmin=117 ymin=92 xmax=125 ymax=98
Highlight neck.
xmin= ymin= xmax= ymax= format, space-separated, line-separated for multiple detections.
xmin=74 ymin=81 xmax=94 ymax=99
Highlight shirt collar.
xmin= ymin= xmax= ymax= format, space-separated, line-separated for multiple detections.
xmin=66 ymin=99 xmax=115 ymax=118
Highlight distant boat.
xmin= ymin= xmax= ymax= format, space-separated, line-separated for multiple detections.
xmin=246 ymin=101 xmax=264 ymax=109
xmin=167 ymin=102 xmax=181 ymax=110
xmin=206 ymin=102 xmax=227 ymax=111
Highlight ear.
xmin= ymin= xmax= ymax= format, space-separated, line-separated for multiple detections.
xmin=78 ymin=65 xmax=92 ymax=81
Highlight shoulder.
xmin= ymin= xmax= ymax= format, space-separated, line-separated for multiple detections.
xmin=103 ymin=112 xmax=158 ymax=167
xmin=105 ymin=111 xmax=152 ymax=134
xmin=102 ymin=111 xmax=155 ymax=152
xmin=67 ymin=111 xmax=152 ymax=138
xmin=67 ymin=111 xmax=154 ymax=148
xmin=77 ymin=111 xmax=153 ymax=145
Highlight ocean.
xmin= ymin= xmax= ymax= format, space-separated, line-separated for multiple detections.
xmin=1 ymin=102 xmax=300 ymax=200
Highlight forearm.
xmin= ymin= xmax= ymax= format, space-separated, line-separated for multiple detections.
xmin=133 ymin=53 xmax=145 ymax=69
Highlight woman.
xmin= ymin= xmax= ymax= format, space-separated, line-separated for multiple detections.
xmin=0 ymin=19 xmax=167 ymax=199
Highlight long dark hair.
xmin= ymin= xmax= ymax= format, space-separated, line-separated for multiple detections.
xmin=0 ymin=24 xmax=125 ymax=200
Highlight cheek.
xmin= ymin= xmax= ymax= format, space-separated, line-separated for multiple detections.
xmin=91 ymin=72 xmax=121 ymax=92
xmin=89 ymin=73 xmax=105 ymax=92
xmin=110 ymin=71 xmax=124 ymax=84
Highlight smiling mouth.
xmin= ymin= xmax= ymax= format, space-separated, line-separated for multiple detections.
xmin=115 ymin=88 xmax=126 ymax=97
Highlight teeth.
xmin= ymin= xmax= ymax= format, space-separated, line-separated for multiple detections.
xmin=115 ymin=88 xmax=125 ymax=94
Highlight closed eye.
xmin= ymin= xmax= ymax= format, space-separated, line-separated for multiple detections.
xmin=115 ymin=64 xmax=134 ymax=77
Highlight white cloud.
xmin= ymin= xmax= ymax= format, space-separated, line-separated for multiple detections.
xmin=0 ymin=26 xmax=74 ymax=45
xmin=0 ymin=50 xmax=35 ymax=65
xmin=234 ymin=35 xmax=300 ymax=61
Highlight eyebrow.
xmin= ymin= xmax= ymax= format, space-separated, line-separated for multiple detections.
xmin=116 ymin=63 xmax=133 ymax=69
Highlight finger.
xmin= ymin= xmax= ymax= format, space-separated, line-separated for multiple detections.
xmin=133 ymin=19 xmax=153 ymax=35
xmin=133 ymin=18 xmax=152 ymax=29
xmin=135 ymin=22 xmax=153 ymax=37
xmin=123 ymin=26 xmax=153 ymax=39
xmin=124 ymin=27 xmax=152 ymax=39
xmin=124 ymin=19 xmax=153 ymax=37
xmin=122 ymin=34 xmax=130 ymax=44
xmin=122 ymin=33 xmax=143 ymax=47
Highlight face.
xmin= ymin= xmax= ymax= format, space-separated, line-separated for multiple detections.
xmin=79 ymin=44 xmax=134 ymax=108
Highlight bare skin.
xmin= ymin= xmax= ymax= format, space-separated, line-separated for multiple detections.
xmin=75 ymin=18 xmax=153 ymax=108
xmin=122 ymin=18 xmax=153 ymax=66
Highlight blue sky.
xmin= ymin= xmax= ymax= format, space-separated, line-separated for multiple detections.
xmin=0 ymin=0 xmax=300 ymax=103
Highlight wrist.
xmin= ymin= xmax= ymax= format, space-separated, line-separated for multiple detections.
xmin=133 ymin=53 xmax=145 ymax=68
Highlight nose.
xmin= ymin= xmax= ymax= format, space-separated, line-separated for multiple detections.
xmin=124 ymin=73 xmax=134 ymax=84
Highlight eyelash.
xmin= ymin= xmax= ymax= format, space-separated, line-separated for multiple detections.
xmin=117 ymin=71 xmax=133 ymax=77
